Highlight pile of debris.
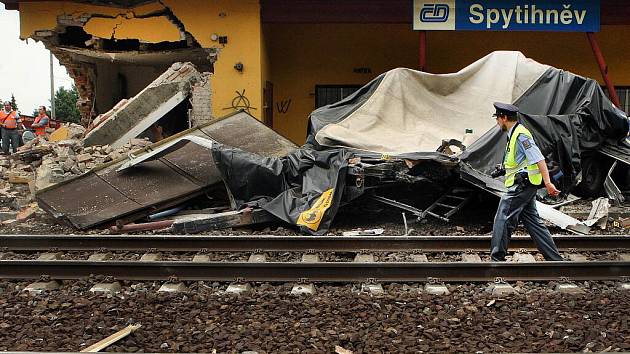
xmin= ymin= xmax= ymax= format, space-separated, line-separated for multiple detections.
xmin=5 ymin=54 xmax=630 ymax=235
xmin=0 ymin=123 xmax=153 ymax=226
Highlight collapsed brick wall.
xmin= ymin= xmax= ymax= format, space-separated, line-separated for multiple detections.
xmin=190 ymin=72 xmax=213 ymax=127
xmin=50 ymin=48 xmax=96 ymax=127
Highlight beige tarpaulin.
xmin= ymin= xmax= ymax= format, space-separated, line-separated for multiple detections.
xmin=315 ymin=51 xmax=549 ymax=155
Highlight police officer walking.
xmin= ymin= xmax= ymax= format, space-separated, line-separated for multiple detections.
xmin=490 ymin=102 xmax=563 ymax=262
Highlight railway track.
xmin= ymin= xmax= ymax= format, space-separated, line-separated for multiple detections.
xmin=1 ymin=234 xmax=629 ymax=251
xmin=1 ymin=234 xmax=628 ymax=283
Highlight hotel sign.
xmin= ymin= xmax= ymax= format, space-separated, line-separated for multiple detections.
xmin=413 ymin=0 xmax=600 ymax=32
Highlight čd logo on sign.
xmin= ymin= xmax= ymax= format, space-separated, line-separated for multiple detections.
xmin=420 ymin=3 xmax=450 ymax=22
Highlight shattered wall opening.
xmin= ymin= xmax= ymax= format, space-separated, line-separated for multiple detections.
xmin=23 ymin=1 xmax=215 ymax=126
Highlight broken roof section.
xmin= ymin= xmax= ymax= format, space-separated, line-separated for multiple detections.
xmin=83 ymin=62 xmax=203 ymax=149
xmin=37 ymin=111 xmax=297 ymax=229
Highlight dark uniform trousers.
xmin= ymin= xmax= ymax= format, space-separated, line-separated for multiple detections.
xmin=491 ymin=174 xmax=563 ymax=261
xmin=1 ymin=127 xmax=20 ymax=154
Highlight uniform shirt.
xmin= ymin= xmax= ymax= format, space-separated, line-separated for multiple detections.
xmin=507 ymin=123 xmax=544 ymax=173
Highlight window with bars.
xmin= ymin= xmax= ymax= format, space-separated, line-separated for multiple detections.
xmin=315 ymin=85 xmax=362 ymax=109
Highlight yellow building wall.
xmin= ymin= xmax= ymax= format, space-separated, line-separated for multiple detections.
xmin=18 ymin=2 xmax=173 ymax=42
xmin=266 ymin=24 xmax=630 ymax=144
xmin=266 ymin=23 xmax=420 ymax=143
xmin=162 ymin=0 xmax=263 ymax=121
xmin=426 ymin=25 xmax=630 ymax=85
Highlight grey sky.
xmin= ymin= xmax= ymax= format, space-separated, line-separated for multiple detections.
xmin=1 ymin=4 xmax=73 ymax=115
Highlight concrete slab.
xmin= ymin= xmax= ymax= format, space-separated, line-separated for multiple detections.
xmin=513 ymin=253 xmax=536 ymax=262
xmin=248 ymin=254 xmax=266 ymax=263
xmin=567 ymin=253 xmax=588 ymax=262
xmin=90 ymin=282 xmax=122 ymax=294
xmin=354 ymin=253 xmax=375 ymax=263
xmin=140 ymin=253 xmax=161 ymax=261
xmin=618 ymin=253 xmax=630 ymax=262
xmin=83 ymin=62 xmax=202 ymax=148
xmin=461 ymin=253 xmax=482 ymax=262
xmin=87 ymin=253 xmax=112 ymax=261
xmin=619 ymin=283 xmax=630 ymax=291
xmin=555 ymin=283 xmax=584 ymax=295
xmin=424 ymin=284 xmax=450 ymax=295
xmin=301 ymin=254 xmax=320 ymax=263
xmin=361 ymin=283 xmax=385 ymax=295
xmin=192 ymin=254 xmax=210 ymax=262
xmin=23 ymin=281 xmax=60 ymax=294
xmin=291 ymin=283 xmax=316 ymax=295
xmin=411 ymin=254 xmax=428 ymax=262
xmin=37 ymin=252 xmax=63 ymax=260
xmin=158 ymin=282 xmax=188 ymax=293
xmin=226 ymin=283 xmax=252 ymax=295
xmin=487 ymin=283 xmax=517 ymax=296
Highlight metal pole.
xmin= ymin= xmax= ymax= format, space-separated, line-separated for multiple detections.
xmin=586 ymin=32 xmax=621 ymax=108
xmin=50 ymin=51 xmax=56 ymax=119
xmin=419 ymin=31 xmax=427 ymax=71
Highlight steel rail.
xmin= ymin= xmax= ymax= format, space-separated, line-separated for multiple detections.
xmin=0 ymin=260 xmax=628 ymax=282
xmin=0 ymin=234 xmax=628 ymax=252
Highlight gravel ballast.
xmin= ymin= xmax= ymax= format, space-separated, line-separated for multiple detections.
xmin=0 ymin=281 xmax=628 ymax=353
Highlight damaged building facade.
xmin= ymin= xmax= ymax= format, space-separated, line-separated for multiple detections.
xmin=2 ymin=0 xmax=630 ymax=144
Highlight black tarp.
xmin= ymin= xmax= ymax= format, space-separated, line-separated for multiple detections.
xmin=212 ymin=143 xmax=352 ymax=235
xmin=460 ymin=68 xmax=630 ymax=193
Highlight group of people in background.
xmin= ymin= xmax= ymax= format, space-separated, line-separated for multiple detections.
xmin=0 ymin=101 xmax=49 ymax=155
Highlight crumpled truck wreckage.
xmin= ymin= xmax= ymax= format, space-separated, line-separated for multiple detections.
xmin=36 ymin=52 xmax=630 ymax=235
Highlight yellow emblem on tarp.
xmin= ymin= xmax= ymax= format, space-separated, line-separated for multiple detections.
xmin=297 ymin=188 xmax=335 ymax=231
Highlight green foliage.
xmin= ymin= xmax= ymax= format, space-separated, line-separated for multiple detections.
xmin=10 ymin=94 xmax=18 ymax=111
xmin=53 ymin=85 xmax=81 ymax=123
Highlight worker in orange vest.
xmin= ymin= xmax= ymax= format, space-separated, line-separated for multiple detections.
xmin=31 ymin=105 xmax=50 ymax=137
xmin=0 ymin=101 xmax=23 ymax=155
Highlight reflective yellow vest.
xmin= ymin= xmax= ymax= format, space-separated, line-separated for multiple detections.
xmin=504 ymin=124 xmax=542 ymax=187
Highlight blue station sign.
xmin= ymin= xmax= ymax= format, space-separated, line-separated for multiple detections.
xmin=413 ymin=0 xmax=600 ymax=32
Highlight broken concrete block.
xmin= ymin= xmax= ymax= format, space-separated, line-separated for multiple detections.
xmin=7 ymin=173 xmax=32 ymax=184
xmin=76 ymin=153 xmax=92 ymax=163
xmin=16 ymin=206 xmax=37 ymax=222
xmin=83 ymin=62 xmax=204 ymax=148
